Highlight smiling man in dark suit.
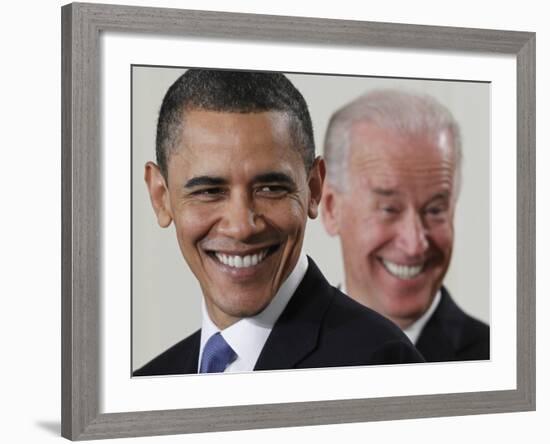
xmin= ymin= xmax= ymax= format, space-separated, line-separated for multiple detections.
xmin=321 ymin=89 xmax=490 ymax=362
xmin=133 ymin=69 xmax=423 ymax=376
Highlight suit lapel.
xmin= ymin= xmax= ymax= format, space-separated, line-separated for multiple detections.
xmin=178 ymin=330 xmax=201 ymax=374
xmin=416 ymin=287 xmax=462 ymax=361
xmin=254 ymin=258 xmax=333 ymax=371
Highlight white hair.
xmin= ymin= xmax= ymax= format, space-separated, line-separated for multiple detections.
xmin=323 ymin=89 xmax=462 ymax=193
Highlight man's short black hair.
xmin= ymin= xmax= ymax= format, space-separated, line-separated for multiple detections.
xmin=155 ymin=69 xmax=315 ymax=177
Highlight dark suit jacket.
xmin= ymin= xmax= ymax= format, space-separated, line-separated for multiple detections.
xmin=134 ymin=258 xmax=424 ymax=376
xmin=415 ymin=287 xmax=490 ymax=362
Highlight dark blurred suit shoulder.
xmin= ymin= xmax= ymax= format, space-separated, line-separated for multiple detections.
xmin=134 ymin=258 xmax=424 ymax=376
xmin=415 ymin=287 xmax=490 ymax=362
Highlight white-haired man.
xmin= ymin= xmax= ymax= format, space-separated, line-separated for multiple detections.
xmin=321 ymin=90 xmax=489 ymax=362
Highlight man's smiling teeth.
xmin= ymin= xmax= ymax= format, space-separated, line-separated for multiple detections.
xmin=215 ymin=249 xmax=269 ymax=268
xmin=382 ymin=259 xmax=424 ymax=279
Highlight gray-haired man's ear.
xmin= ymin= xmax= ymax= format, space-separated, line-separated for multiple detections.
xmin=320 ymin=182 xmax=341 ymax=236
xmin=144 ymin=161 xmax=173 ymax=228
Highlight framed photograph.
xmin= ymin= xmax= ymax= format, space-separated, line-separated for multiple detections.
xmin=132 ymin=67 xmax=491 ymax=373
xmin=61 ymin=2 xmax=535 ymax=440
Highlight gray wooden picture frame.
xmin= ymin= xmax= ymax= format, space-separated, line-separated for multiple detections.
xmin=61 ymin=2 xmax=536 ymax=440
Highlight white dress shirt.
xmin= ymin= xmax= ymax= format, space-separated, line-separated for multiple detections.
xmin=403 ymin=290 xmax=441 ymax=345
xmin=198 ymin=252 xmax=309 ymax=373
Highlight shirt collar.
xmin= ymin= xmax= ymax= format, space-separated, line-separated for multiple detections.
xmin=199 ymin=252 xmax=309 ymax=372
xmin=340 ymin=284 xmax=442 ymax=345
xmin=403 ymin=290 xmax=442 ymax=345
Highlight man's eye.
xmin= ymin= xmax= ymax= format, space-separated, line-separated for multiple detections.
xmin=381 ymin=206 xmax=399 ymax=214
xmin=425 ymin=205 xmax=446 ymax=216
xmin=197 ymin=188 xmax=221 ymax=194
xmin=191 ymin=188 xmax=225 ymax=198
xmin=256 ymin=185 xmax=289 ymax=196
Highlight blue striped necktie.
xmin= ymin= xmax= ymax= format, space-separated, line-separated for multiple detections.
xmin=200 ymin=332 xmax=237 ymax=373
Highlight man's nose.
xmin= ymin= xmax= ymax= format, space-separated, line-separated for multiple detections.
xmin=217 ymin=192 xmax=264 ymax=240
xmin=395 ymin=211 xmax=429 ymax=257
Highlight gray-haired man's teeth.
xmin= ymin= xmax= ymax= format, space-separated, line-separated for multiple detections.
xmin=215 ymin=249 xmax=269 ymax=268
xmin=382 ymin=259 xmax=423 ymax=279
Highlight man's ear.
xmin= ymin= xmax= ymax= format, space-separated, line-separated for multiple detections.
xmin=144 ymin=161 xmax=173 ymax=228
xmin=307 ymin=157 xmax=326 ymax=219
xmin=320 ymin=181 xmax=341 ymax=236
